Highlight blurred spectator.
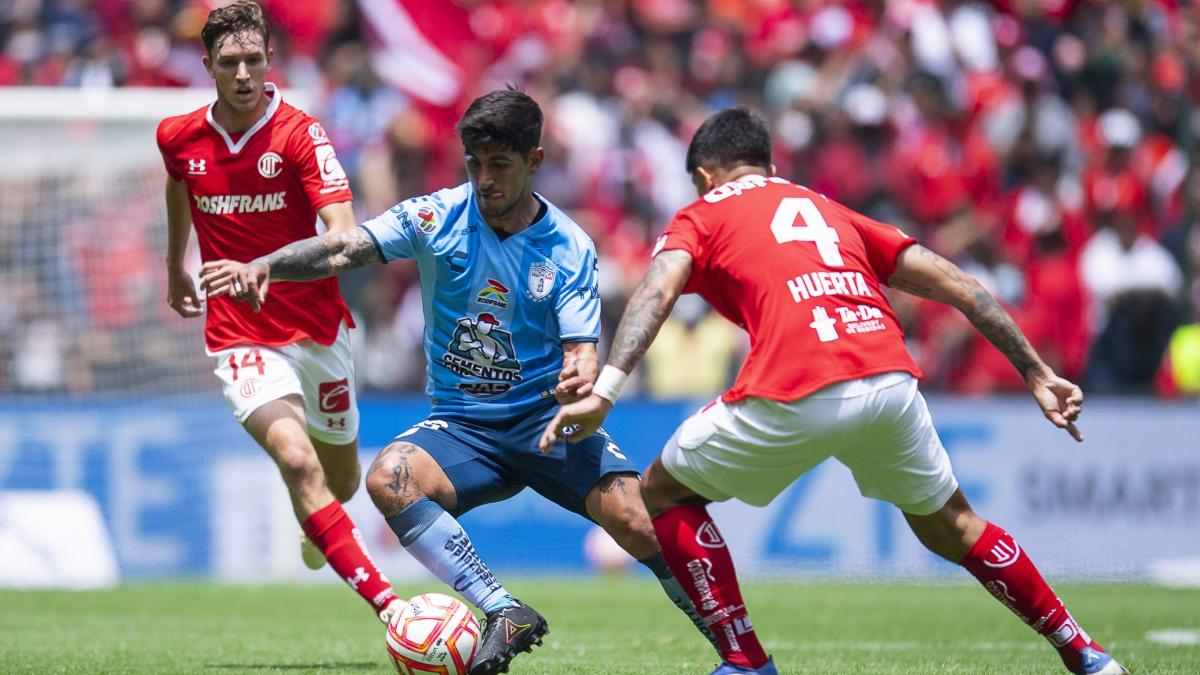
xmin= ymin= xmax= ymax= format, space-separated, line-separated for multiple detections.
xmin=642 ymin=296 xmax=743 ymax=399
xmin=1080 ymin=202 xmax=1183 ymax=393
xmin=4 ymin=0 xmax=1200 ymax=398
xmin=1155 ymin=224 xmax=1200 ymax=398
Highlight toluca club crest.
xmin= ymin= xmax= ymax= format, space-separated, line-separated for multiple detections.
xmin=526 ymin=261 xmax=557 ymax=301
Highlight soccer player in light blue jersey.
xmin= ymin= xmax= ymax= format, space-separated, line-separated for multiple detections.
xmin=202 ymin=88 xmax=715 ymax=675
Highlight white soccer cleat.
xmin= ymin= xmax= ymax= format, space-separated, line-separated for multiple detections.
xmin=300 ymin=534 xmax=326 ymax=570
xmin=378 ymin=597 xmax=404 ymax=624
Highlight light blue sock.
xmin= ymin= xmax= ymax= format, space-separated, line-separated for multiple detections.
xmin=386 ymin=498 xmax=518 ymax=615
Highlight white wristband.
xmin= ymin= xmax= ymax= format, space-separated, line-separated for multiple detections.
xmin=593 ymin=365 xmax=629 ymax=404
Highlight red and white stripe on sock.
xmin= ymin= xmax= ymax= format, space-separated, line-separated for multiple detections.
xmin=302 ymin=500 xmax=398 ymax=612
xmin=961 ymin=522 xmax=1104 ymax=672
xmin=652 ymin=504 xmax=769 ymax=670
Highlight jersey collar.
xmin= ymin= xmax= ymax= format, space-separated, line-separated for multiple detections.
xmin=206 ymin=82 xmax=282 ymax=155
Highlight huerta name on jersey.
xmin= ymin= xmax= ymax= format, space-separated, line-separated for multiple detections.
xmin=360 ymin=184 xmax=600 ymax=420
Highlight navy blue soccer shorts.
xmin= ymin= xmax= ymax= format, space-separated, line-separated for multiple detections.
xmin=390 ymin=403 xmax=638 ymax=518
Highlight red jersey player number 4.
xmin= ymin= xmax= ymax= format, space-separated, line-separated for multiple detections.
xmin=655 ymin=174 xmax=922 ymax=403
xmin=156 ymin=82 xmax=354 ymax=351
xmin=541 ymin=106 xmax=1114 ymax=675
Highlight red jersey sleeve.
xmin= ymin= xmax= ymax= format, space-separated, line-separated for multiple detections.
xmin=156 ymin=118 xmax=184 ymax=181
xmin=656 ymin=208 xmax=708 ymax=294
xmin=288 ymin=118 xmax=352 ymax=211
xmin=842 ymin=206 xmax=918 ymax=283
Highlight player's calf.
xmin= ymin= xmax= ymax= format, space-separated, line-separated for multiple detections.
xmin=272 ymin=442 xmax=333 ymax=516
xmin=907 ymin=491 xmax=1125 ymax=674
xmin=586 ymin=473 xmax=720 ymax=651
xmin=313 ymin=437 xmax=362 ymax=503
xmin=587 ymin=473 xmax=658 ymax=559
xmin=371 ymin=442 xmax=524 ymax=620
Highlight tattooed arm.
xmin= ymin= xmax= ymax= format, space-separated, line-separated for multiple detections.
xmin=607 ymin=249 xmax=694 ymax=372
xmin=538 ymin=250 xmax=693 ymax=451
xmin=199 ymin=225 xmax=381 ymax=312
xmin=889 ymin=244 xmax=1085 ymax=441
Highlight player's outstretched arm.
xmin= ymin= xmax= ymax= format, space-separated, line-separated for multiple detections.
xmin=888 ymin=244 xmax=1084 ymax=442
xmin=539 ymin=250 xmax=693 ymax=452
xmin=200 ymin=227 xmax=381 ymax=312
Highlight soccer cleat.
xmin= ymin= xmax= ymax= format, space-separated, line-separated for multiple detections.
xmin=468 ymin=600 xmax=549 ymax=675
xmin=300 ymin=534 xmax=326 ymax=570
xmin=710 ymin=656 xmax=778 ymax=675
xmin=1072 ymin=647 xmax=1129 ymax=675
xmin=377 ymin=597 xmax=404 ymax=625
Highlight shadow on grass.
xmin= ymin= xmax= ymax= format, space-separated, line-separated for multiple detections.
xmin=206 ymin=663 xmax=378 ymax=671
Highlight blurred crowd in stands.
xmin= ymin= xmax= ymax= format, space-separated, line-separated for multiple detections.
xmin=3 ymin=0 xmax=1200 ymax=399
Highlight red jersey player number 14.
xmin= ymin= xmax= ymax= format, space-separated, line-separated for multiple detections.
xmin=156 ymin=83 xmax=354 ymax=352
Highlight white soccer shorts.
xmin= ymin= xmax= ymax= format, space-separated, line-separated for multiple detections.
xmin=209 ymin=322 xmax=359 ymax=444
xmin=660 ymin=371 xmax=958 ymax=516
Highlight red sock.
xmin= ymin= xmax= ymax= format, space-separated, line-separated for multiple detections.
xmin=652 ymin=504 xmax=769 ymax=669
xmin=961 ymin=522 xmax=1103 ymax=672
xmin=302 ymin=500 xmax=397 ymax=613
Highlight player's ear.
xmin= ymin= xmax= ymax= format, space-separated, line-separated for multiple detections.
xmin=266 ymin=46 xmax=274 ymax=71
xmin=692 ymin=167 xmax=714 ymax=195
xmin=527 ymin=147 xmax=544 ymax=175
xmin=203 ymin=53 xmax=214 ymax=79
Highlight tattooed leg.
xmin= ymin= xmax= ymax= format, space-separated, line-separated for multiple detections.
xmin=585 ymin=473 xmax=659 ymax=559
xmin=368 ymin=441 xmax=516 ymax=613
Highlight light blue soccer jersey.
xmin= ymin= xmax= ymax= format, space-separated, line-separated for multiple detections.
xmin=360 ymin=183 xmax=601 ymax=420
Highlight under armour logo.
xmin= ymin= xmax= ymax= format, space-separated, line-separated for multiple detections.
xmin=188 ymin=158 xmax=206 ymax=175
xmin=345 ymin=566 xmax=370 ymax=589
xmin=983 ymin=537 xmax=1021 ymax=568
xmin=326 ymin=417 xmax=346 ymax=429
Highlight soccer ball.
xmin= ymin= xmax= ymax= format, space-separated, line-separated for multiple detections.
xmin=385 ymin=593 xmax=480 ymax=675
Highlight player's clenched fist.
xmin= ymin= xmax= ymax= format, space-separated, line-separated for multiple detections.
xmin=200 ymin=259 xmax=271 ymax=313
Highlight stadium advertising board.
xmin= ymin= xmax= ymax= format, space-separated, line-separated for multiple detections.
xmin=0 ymin=397 xmax=1197 ymax=582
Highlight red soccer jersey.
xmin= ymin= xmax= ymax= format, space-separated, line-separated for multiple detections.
xmin=156 ymin=84 xmax=354 ymax=351
xmin=657 ymin=175 xmax=922 ymax=403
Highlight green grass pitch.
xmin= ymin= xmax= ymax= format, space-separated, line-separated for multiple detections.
xmin=2 ymin=579 xmax=1197 ymax=674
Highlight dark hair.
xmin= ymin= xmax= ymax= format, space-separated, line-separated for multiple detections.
xmin=456 ymin=87 xmax=543 ymax=156
xmin=685 ymin=108 xmax=772 ymax=174
xmin=202 ymin=1 xmax=270 ymax=56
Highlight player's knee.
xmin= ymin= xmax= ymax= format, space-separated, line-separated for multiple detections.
xmin=273 ymin=445 xmax=324 ymax=494
xmin=365 ymin=442 xmax=427 ymax=514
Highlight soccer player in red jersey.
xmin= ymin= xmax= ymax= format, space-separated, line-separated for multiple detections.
xmin=541 ymin=109 xmax=1128 ymax=675
xmin=157 ymin=1 xmax=398 ymax=621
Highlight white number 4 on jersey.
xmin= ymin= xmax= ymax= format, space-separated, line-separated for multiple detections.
xmin=770 ymin=197 xmax=844 ymax=267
